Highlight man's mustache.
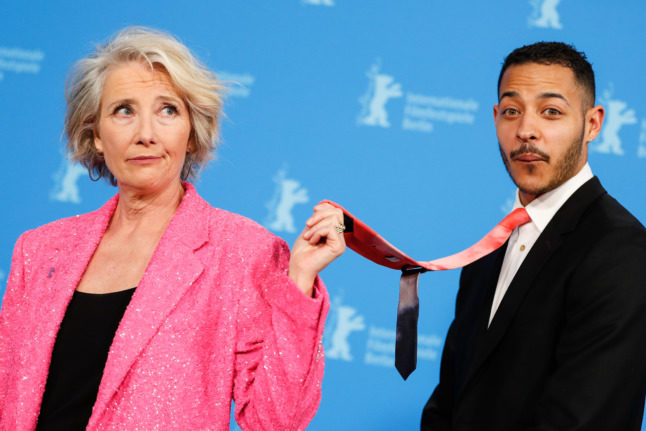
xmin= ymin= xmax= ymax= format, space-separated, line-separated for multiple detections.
xmin=509 ymin=143 xmax=550 ymax=161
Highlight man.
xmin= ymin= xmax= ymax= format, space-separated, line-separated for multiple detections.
xmin=421 ymin=42 xmax=646 ymax=430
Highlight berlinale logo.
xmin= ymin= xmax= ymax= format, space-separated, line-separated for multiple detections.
xmin=357 ymin=60 xmax=403 ymax=128
xmin=0 ymin=47 xmax=45 ymax=83
xmin=214 ymin=70 xmax=255 ymax=98
xmin=50 ymin=158 xmax=86 ymax=204
xmin=528 ymin=0 xmax=563 ymax=29
xmin=324 ymin=295 xmax=366 ymax=361
xmin=265 ymin=167 xmax=309 ymax=233
xmin=356 ymin=60 xmax=479 ymax=134
xmin=301 ymin=0 xmax=335 ymax=6
xmin=592 ymin=87 xmax=638 ymax=156
xmin=638 ymin=120 xmax=646 ymax=158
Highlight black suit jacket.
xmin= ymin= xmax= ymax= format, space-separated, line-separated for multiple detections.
xmin=421 ymin=177 xmax=646 ymax=431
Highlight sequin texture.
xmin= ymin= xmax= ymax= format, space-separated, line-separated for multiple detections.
xmin=0 ymin=183 xmax=329 ymax=430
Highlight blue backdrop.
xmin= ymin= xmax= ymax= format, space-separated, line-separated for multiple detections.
xmin=2 ymin=1 xmax=645 ymax=429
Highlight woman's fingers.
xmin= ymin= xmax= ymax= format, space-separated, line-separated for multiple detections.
xmin=288 ymin=204 xmax=346 ymax=295
xmin=303 ymin=204 xmax=344 ymax=242
xmin=305 ymin=203 xmax=341 ymax=226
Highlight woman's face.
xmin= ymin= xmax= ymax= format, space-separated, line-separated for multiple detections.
xmin=94 ymin=61 xmax=192 ymax=193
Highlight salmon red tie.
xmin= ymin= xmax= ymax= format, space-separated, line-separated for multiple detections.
xmin=321 ymin=200 xmax=532 ymax=380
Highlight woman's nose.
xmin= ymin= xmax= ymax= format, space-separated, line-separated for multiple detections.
xmin=136 ymin=113 xmax=156 ymax=146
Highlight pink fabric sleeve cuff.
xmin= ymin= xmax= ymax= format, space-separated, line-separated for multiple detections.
xmin=261 ymin=275 xmax=327 ymax=330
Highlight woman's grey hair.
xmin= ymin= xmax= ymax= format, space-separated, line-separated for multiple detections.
xmin=65 ymin=26 xmax=225 ymax=184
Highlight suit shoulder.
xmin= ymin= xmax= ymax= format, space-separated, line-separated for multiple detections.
xmin=571 ymin=194 xmax=646 ymax=273
xmin=585 ymin=193 xmax=646 ymax=237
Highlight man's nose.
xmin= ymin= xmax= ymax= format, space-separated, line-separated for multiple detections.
xmin=516 ymin=113 xmax=539 ymax=141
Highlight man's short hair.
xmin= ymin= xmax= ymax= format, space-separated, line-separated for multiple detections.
xmin=497 ymin=41 xmax=596 ymax=108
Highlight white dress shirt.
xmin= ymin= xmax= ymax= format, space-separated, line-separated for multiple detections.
xmin=488 ymin=163 xmax=594 ymax=326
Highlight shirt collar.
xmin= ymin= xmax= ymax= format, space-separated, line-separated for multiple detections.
xmin=512 ymin=163 xmax=594 ymax=232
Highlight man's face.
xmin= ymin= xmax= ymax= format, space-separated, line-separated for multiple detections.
xmin=494 ymin=63 xmax=604 ymax=205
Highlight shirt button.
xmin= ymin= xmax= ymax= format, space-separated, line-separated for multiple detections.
xmin=520 ymin=244 xmax=526 ymax=251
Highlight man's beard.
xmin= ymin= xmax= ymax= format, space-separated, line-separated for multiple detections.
xmin=499 ymin=126 xmax=585 ymax=198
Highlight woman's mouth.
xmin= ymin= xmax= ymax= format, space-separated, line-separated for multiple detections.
xmin=127 ymin=155 xmax=161 ymax=164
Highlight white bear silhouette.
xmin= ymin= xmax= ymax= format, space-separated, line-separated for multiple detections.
xmin=326 ymin=305 xmax=366 ymax=361
xmin=594 ymin=100 xmax=637 ymax=155
xmin=529 ymin=0 xmax=563 ymax=29
xmin=50 ymin=160 xmax=86 ymax=203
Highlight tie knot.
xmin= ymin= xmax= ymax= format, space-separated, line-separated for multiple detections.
xmin=504 ymin=207 xmax=532 ymax=230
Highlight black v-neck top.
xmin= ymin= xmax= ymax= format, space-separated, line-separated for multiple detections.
xmin=36 ymin=287 xmax=136 ymax=431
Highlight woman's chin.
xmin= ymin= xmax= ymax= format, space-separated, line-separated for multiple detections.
xmin=116 ymin=175 xmax=182 ymax=194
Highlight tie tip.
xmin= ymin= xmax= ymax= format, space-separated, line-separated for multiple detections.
xmin=396 ymin=366 xmax=415 ymax=380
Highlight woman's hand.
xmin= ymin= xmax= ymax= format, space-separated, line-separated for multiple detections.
xmin=289 ymin=203 xmax=346 ymax=296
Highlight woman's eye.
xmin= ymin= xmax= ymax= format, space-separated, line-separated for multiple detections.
xmin=161 ymin=104 xmax=178 ymax=116
xmin=113 ymin=105 xmax=132 ymax=116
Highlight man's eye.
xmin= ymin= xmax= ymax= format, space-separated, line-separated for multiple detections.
xmin=544 ymin=108 xmax=561 ymax=116
xmin=503 ymin=108 xmax=519 ymax=116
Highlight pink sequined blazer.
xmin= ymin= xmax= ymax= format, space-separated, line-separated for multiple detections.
xmin=0 ymin=183 xmax=329 ymax=430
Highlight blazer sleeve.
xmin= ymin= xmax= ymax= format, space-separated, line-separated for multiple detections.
xmin=232 ymin=234 xmax=329 ymax=430
xmin=0 ymin=232 xmax=28 ymax=419
xmin=529 ymin=227 xmax=646 ymax=430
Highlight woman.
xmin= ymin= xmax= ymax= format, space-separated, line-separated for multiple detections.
xmin=0 ymin=27 xmax=345 ymax=430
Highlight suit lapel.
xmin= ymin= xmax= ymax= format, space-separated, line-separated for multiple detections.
xmin=464 ymin=226 xmax=563 ymax=386
xmin=457 ymin=177 xmax=606 ymax=398
xmin=90 ymin=184 xmax=208 ymax=424
xmin=454 ymin=244 xmax=506 ymax=396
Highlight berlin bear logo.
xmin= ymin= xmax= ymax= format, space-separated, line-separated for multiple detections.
xmin=265 ymin=168 xmax=309 ymax=233
xmin=325 ymin=296 xmax=366 ymax=361
xmin=357 ymin=61 xmax=403 ymax=128
xmin=50 ymin=158 xmax=86 ymax=204
xmin=528 ymin=0 xmax=563 ymax=29
xmin=592 ymin=88 xmax=637 ymax=156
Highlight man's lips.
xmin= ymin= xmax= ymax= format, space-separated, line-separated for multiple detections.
xmin=512 ymin=153 xmax=547 ymax=162
xmin=509 ymin=144 xmax=550 ymax=163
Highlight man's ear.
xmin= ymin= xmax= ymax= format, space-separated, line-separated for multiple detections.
xmin=584 ymin=105 xmax=605 ymax=144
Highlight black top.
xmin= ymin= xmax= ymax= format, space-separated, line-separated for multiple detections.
xmin=36 ymin=288 xmax=136 ymax=431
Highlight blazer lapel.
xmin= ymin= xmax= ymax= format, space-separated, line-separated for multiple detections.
xmin=90 ymin=184 xmax=209 ymax=425
xmin=16 ymin=196 xmax=118 ymax=426
xmin=458 ymin=177 xmax=606 ymax=397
